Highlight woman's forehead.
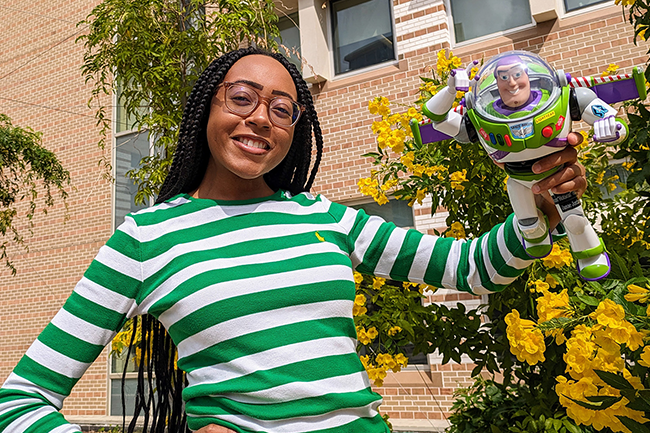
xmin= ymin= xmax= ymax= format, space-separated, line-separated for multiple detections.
xmin=224 ymin=55 xmax=297 ymax=98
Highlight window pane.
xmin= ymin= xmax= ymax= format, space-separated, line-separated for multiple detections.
xmin=331 ymin=0 xmax=395 ymax=74
xmin=276 ymin=13 xmax=302 ymax=70
xmin=110 ymin=378 xmax=139 ymax=416
xmin=351 ymin=199 xmax=414 ymax=228
xmin=114 ymin=132 xmax=150 ymax=228
xmin=450 ymin=0 xmax=531 ymax=43
xmin=564 ymin=0 xmax=607 ymax=12
xmin=111 ymin=350 xmax=138 ymax=374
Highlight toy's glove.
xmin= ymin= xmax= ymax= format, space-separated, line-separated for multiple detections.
xmin=449 ymin=60 xmax=479 ymax=92
xmin=593 ymin=115 xmax=622 ymax=142
xmin=449 ymin=69 xmax=470 ymax=92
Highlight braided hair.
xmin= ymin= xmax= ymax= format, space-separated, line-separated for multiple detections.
xmin=124 ymin=48 xmax=323 ymax=433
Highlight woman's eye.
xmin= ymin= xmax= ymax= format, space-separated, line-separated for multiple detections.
xmin=229 ymin=91 xmax=255 ymax=105
xmin=271 ymin=101 xmax=292 ymax=118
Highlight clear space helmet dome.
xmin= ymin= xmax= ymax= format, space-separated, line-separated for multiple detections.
xmin=472 ymin=50 xmax=561 ymax=122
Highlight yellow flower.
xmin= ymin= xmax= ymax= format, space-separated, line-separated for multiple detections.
xmin=387 ymin=326 xmax=402 ymax=336
xmin=446 ymin=221 xmax=466 ymax=239
xmin=373 ymin=277 xmax=386 ymax=290
xmin=353 ymin=272 xmax=364 ymax=284
xmin=639 ymin=346 xmax=650 ymax=367
xmin=601 ymin=63 xmax=619 ymax=77
xmin=358 ymin=177 xmax=378 ymax=197
xmin=413 ymin=189 xmax=426 ymax=206
xmin=374 ymin=193 xmax=389 ymax=206
xmin=353 ymin=294 xmax=367 ymax=316
xmin=536 ymin=288 xmax=572 ymax=323
xmin=450 ymin=169 xmax=467 ymax=191
xmin=505 ymin=309 xmax=546 ymax=365
xmin=546 ymin=274 xmax=559 ymax=288
xmin=401 ymin=152 xmax=415 ymax=171
xmin=529 ymin=279 xmax=550 ymax=293
xmin=624 ymin=283 xmax=650 ymax=303
xmin=542 ymin=244 xmax=573 ymax=269
xmin=357 ymin=326 xmax=378 ymax=345
xmin=590 ymin=299 xmax=625 ymax=328
xmin=407 ymin=107 xmax=419 ymax=118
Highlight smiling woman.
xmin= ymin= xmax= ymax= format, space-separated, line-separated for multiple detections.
xmin=0 ymin=47 xmax=589 ymax=433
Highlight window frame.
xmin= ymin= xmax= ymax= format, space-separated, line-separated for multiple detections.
xmin=107 ymin=88 xmax=155 ymax=417
xmin=445 ymin=0 xmax=535 ymax=47
xmin=328 ymin=0 xmax=399 ymax=78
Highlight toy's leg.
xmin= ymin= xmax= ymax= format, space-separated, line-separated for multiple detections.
xmin=507 ymin=178 xmax=553 ymax=258
xmin=551 ymin=192 xmax=610 ymax=281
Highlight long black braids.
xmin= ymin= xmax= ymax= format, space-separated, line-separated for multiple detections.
xmin=124 ymin=47 xmax=324 ymax=433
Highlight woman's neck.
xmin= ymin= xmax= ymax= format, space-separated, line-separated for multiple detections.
xmin=191 ymin=172 xmax=275 ymax=201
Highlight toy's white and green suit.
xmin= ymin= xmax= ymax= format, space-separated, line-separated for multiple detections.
xmin=422 ymin=50 xmax=624 ymax=280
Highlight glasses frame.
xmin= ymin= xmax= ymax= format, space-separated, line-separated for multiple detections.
xmin=219 ymin=81 xmax=305 ymax=128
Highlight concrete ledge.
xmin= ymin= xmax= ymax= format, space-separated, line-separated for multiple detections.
xmin=391 ymin=418 xmax=450 ymax=432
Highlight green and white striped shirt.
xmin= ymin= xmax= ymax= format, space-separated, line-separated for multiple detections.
xmin=0 ymin=190 xmax=531 ymax=432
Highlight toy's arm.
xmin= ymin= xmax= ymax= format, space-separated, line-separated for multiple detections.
xmin=573 ymin=87 xmax=628 ymax=144
xmin=421 ymin=62 xmax=477 ymax=143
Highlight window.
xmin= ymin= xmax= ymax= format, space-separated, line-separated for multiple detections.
xmin=564 ymin=0 xmax=608 ymax=12
xmin=110 ymin=86 xmax=153 ymax=416
xmin=109 ymin=351 xmax=140 ymax=416
xmin=276 ymin=12 xmax=302 ymax=70
xmin=331 ymin=0 xmax=396 ymax=75
xmin=449 ymin=0 xmax=531 ymax=43
xmin=113 ymin=84 xmax=152 ymax=229
xmin=351 ymin=198 xmax=414 ymax=228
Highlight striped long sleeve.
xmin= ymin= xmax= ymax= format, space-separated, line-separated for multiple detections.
xmin=0 ymin=190 xmax=532 ymax=433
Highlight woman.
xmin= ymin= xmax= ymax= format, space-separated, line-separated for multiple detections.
xmin=0 ymin=47 xmax=586 ymax=433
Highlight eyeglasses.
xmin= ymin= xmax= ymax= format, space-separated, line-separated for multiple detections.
xmin=219 ymin=81 xmax=305 ymax=127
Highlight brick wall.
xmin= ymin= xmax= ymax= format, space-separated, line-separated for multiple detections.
xmin=0 ymin=0 xmax=112 ymax=418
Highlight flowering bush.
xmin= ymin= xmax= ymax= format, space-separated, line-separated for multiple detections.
xmin=358 ymin=30 xmax=650 ymax=432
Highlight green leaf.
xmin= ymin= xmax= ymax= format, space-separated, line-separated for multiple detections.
xmin=566 ymin=395 xmax=621 ymax=410
xmin=575 ymin=292 xmax=599 ymax=306
xmin=616 ymin=416 xmax=650 ymax=433
xmin=594 ymin=370 xmax=635 ymax=390
xmin=563 ymin=419 xmax=581 ymax=433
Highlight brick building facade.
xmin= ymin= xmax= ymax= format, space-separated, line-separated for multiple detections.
xmin=0 ymin=0 xmax=647 ymax=432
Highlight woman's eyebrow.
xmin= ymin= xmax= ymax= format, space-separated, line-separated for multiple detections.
xmin=232 ymin=79 xmax=295 ymax=99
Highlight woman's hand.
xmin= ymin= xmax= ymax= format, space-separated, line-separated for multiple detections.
xmin=530 ymin=132 xmax=587 ymax=230
xmin=195 ymin=425 xmax=237 ymax=433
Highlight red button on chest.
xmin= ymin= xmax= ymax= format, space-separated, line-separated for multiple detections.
xmin=542 ymin=126 xmax=554 ymax=138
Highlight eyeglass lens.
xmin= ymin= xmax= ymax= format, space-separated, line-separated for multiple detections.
xmin=225 ymin=85 xmax=301 ymax=127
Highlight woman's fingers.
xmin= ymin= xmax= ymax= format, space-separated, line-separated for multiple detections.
xmin=533 ymin=162 xmax=587 ymax=196
xmin=532 ymin=145 xmax=578 ymax=175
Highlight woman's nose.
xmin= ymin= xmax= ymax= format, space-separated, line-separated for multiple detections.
xmin=246 ymin=102 xmax=272 ymax=128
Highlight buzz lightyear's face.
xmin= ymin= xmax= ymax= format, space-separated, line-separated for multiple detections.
xmin=495 ymin=62 xmax=531 ymax=108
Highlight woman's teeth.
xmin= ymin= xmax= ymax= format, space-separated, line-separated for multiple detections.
xmin=240 ymin=137 xmax=268 ymax=149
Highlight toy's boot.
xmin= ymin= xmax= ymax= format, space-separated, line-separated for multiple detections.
xmin=517 ymin=209 xmax=553 ymax=259
xmin=564 ymin=213 xmax=610 ymax=281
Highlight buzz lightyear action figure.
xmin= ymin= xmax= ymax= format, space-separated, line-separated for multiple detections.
xmin=422 ymin=50 xmax=632 ymax=280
